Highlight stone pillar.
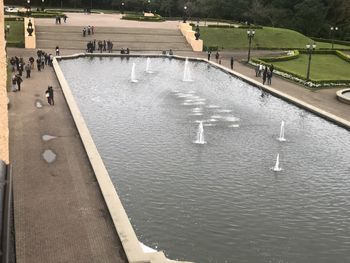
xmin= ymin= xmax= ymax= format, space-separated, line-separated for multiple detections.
xmin=24 ymin=17 xmax=36 ymax=49
xmin=0 ymin=1 xmax=9 ymax=163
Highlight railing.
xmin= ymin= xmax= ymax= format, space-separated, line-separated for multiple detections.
xmin=0 ymin=161 xmax=13 ymax=263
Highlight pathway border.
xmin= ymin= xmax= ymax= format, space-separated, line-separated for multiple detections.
xmin=53 ymin=53 xmax=350 ymax=263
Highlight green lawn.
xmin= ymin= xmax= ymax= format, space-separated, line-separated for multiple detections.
xmin=314 ymin=41 xmax=350 ymax=50
xmin=271 ymin=54 xmax=350 ymax=80
xmin=200 ymin=26 xmax=350 ymax=50
xmin=200 ymin=26 xmax=313 ymax=49
xmin=5 ymin=20 xmax=24 ymax=45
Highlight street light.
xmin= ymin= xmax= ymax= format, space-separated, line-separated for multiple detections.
xmin=306 ymin=43 xmax=316 ymax=81
xmin=121 ymin=2 xmax=125 ymax=14
xmin=247 ymin=29 xmax=255 ymax=62
xmin=26 ymin=0 xmax=31 ymax=17
xmin=330 ymin=26 xmax=338 ymax=49
xmin=41 ymin=0 xmax=45 ymax=11
xmin=147 ymin=0 xmax=151 ymax=13
xmin=183 ymin=6 xmax=188 ymax=23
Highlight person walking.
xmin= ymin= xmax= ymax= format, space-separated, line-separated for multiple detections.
xmin=207 ymin=50 xmax=211 ymax=61
xmin=25 ymin=63 xmax=31 ymax=78
xmin=230 ymin=57 xmax=234 ymax=70
xmin=45 ymin=86 xmax=54 ymax=105
xmin=262 ymin=67 xmax=267 ymax=85
xmin=16 ymin=74 xmax=23 ymax=91
xmin=55 ymin=46 xmax=60 ymax=56
xmin=215 ymin=51 xmax=220 ymax=62
xmin=11 ymin=74 xmax=17 ymax=92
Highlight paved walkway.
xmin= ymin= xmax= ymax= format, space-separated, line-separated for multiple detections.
xmin=8 ymin=48 xmax=127 ymax=263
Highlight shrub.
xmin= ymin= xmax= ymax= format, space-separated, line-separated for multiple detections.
xmin=311 ymin=37 xmax=350 ymax=46
xmin=257 ymin=50 xmax=300 ymax=62
xmin=207 ymin=24 xmax=236 ymax=28
xmin=122 ymin=14 xmax=164 ymax=22
xmin=6 ymin=41 xmax=24 ymax=48
xmin=5 ymin=17 xmax=24 ymax=21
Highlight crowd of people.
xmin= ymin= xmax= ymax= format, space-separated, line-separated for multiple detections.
xmin=86 ymin=40 xmax=114 ymax=53
xmin=9 ymin=50 xmax=55 ymax=106
xmin=256 ymin=63 xmax=274 ymax=85
xmin=82 ymin=25 xmax=94 ymax=36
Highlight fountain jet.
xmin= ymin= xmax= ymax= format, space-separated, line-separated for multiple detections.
xmin=131 ymin=63 xmax=138 ymax=82
xmin=183 ymin=58 xmax=193 ymax=82
xmin=277 ymin=120 xmax=286 ymax=142
xmin=194 ymin=121 xmax=206 ymax=144
xmin=146 ymin=58 xmax=153 ymax=73
xmin=272 ymin=153 xmax=282 ymax=172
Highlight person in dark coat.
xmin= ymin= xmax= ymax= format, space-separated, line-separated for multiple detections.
xmin=25 ymin=63 xmax=31 ymax=78
xmin=262 ymin=67 xmax=267 ymax=85
xmin=16 ymin=74 xmax=23 ymax=91
xmin=207 ymin=50 xmax=211 ymax=61
xmin=45 ymin=86 xmax=54 ymax=105
xmin=230 ymin=57 xmax=234 ymax=69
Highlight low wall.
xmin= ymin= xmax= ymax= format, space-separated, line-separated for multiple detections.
xmin=0 ymin=2 xmax=9 ymax=163
xmin=337 ymin=88 xmax=350 ymax=104
xmin=179 ymin=23 xmax=203 ymax=52
xmin=24 ymin=17 xmax=36 ymax=49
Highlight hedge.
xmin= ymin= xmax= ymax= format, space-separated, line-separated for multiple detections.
xmin=257 ymin=50 xmax=300 ymax=62
xmin=17 ymin=11 xmax=65 ymax=18
xmin=311 ymin=37 xmax=350 ymax=46
xmin=252 ymin=52 xmax=350 ymax=87
xmin=121 ymin=14 xmax=164 ymax=22
xmin=6 ymin=41 xmax=24 ymax=48
xmin=206 ymin=24 xmax=263 ymax=29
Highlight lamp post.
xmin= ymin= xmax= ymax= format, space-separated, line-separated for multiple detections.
xmin=26 ymin=0 xmax=31 ymax=17
xmin=121 ymin=2 xmax=125 ymax=14
xmin=330 ymin=26 xmax=338 ymax=49
xmin=183 ymin=6 xmax=187 ymax=23
xmin=147 ymin=0 xmax=151 ymax=13
xmin=247 ymin=29 xmax=255 ymax=62
xmin=306 ymin=43 xmax=316 ymax=81
xmin=41 ymin=0 xmax=45 ymax=11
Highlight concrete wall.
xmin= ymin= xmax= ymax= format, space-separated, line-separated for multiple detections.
xmin=0 ymin=1 xmax=9 ymax=163
xmin=178 ymin=23 xmax=203 ymax=52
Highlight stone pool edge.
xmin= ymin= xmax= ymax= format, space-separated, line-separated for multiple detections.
xmin=52 ymin=55 xmax=192 ymax=263
xmin=336 ymin=88 xmax=350 ymax=105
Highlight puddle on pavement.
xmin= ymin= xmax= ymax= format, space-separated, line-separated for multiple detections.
xmin=35 ymin=100 xmax=43 ymax=108
xmin=42 ymin=135 xmax=57 ymax=141
xmin=42 ymin=149 xmax=56 ymax=163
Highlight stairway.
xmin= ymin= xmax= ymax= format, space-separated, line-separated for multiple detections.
xmin=35 ymin=26 xmax=192 ymax=52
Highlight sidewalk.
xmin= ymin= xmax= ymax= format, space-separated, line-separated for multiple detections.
xmin=7 ymin=48 xmax=127 ymax=263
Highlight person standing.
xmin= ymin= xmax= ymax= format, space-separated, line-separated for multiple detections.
xmin=16 ymin=74 xmax=23 ymax=91
xmin=230 ymin=57 xmax=234 ymax=70
xmin=207 ymin=50 xmax=211 ymax=61
xmin=11 ymin=74 xmax=17 ymax=92
xmin=45 ymin=86 xmax=54 ymax=105
xmin=25 ymin=63 xmax=31 ymax=78
xmin=215 ymin=51 xmax=220 ymax=62
xmin=55 ymin=46 xmax=60 ymax=56
xmin=262 ymin=67 xmax=267 ymax=85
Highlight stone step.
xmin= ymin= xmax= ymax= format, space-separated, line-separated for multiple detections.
xmin=36 ymin=40 xmax=191 ymax=51
xmin=36 ymin=26 xmax=182 ymax=36
xmin=36 ymin=32 xmax=186 ymax=43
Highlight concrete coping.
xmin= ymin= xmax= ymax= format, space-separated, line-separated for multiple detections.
xmin=336 ymin=88 xmax=350 ymax=105
xmin=53 ymin=53 xmax=350 ymax=263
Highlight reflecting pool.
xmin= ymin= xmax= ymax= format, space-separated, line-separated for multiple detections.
xmin=59 ymin=57 xmax=350 ymax=263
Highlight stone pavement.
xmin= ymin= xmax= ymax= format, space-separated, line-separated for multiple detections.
xmin=7 ymin=47 xmax=127 ymax=263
